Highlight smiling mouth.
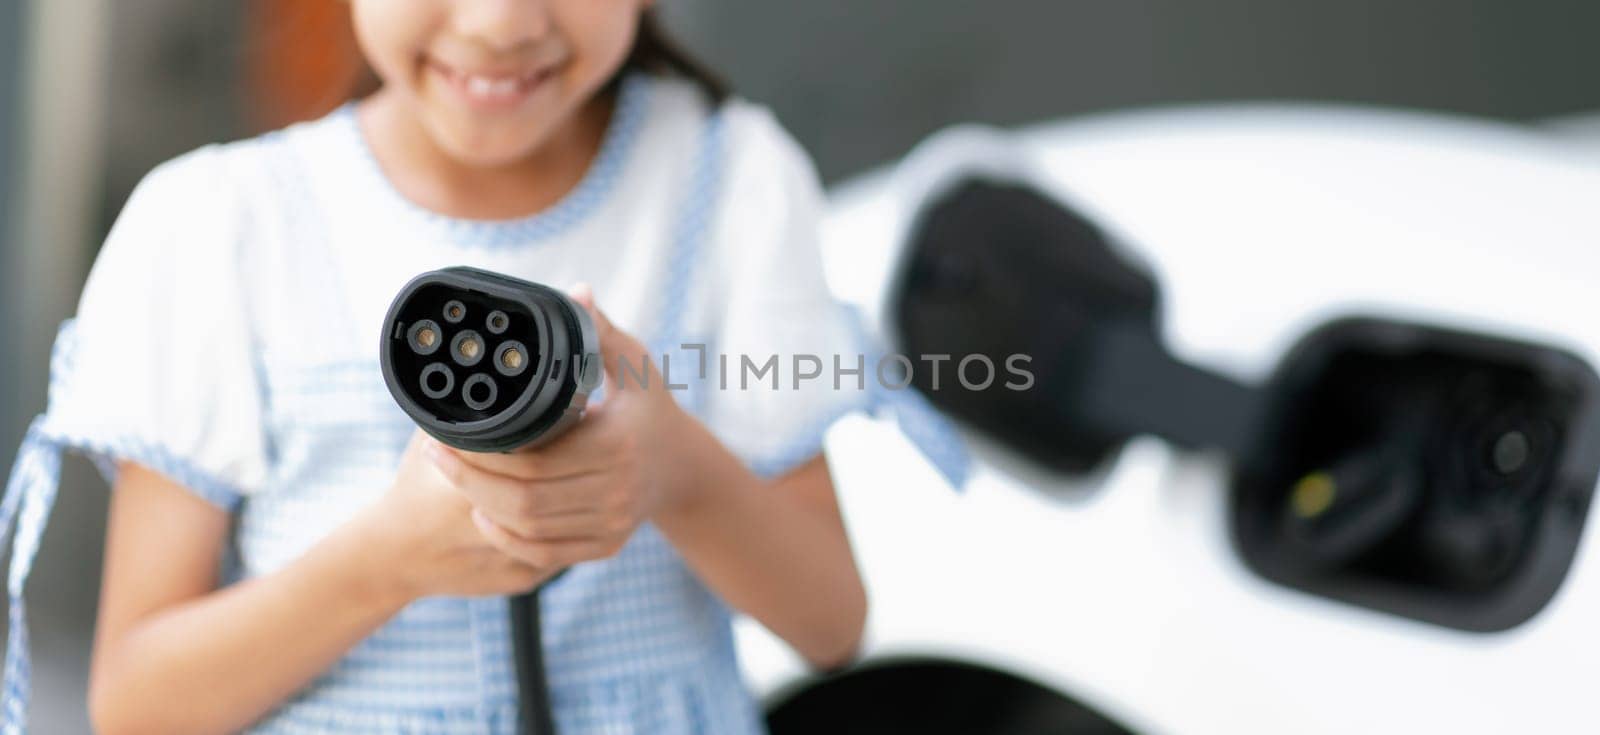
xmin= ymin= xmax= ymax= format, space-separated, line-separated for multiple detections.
xmin=426 ymin=59 xmax=555 ymax=108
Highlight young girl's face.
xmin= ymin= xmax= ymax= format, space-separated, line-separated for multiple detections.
xmin=350 ymin=0 xmax=649 ymax=167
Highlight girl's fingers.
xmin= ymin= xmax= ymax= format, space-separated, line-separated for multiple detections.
xmin=473 ymin=510 xmax=623 ymax=568
xmin=493 ymin=508 xmax=607 ymax=542
xmin=513 ymin=475 xmax=607 ymax=516
xmin=452 ymin=444 xmax=585 ymax=482
xmin=430 ymin=441 xmax=611 ymax=517
xmin=451 ymin=419 xmax=618 ymax=481
xmin=426 ymin=442 xmax=530 ymax=514
xmin=429 ymin=442 xmax=594 ymax=517
xmin=515 ymin=471 xmax=619 ymax=518
xmin=518 ymin=410 xmax=637 ymax=476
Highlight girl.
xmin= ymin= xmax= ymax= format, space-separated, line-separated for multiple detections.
xmin=0 ymin=1 xmax=958 ymax=732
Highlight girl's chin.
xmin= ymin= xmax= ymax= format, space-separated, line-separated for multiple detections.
xmin=440 ymin=141 xmax=544 ymax=168
xmin=430 ymin=121 xmax=557 ymax=169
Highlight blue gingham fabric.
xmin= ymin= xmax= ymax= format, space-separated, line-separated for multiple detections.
xmin=0 ymin=72 xmax=968 ymax=734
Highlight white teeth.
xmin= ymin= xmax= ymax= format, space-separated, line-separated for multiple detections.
xmin=463 ymin=74 xmax=521 ymax=97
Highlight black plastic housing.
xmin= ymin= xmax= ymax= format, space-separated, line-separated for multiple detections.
xmin=379 ymin=266 xmax=600 ymax=453
xmin=894 ymin=180 xmax=1168 ymax=473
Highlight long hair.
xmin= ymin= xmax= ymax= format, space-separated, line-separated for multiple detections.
xmin=247 ymin=5 xmax=729 ymax=130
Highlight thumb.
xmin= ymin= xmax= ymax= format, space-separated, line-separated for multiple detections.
xmin=568 ymin=283 xmax=650 ymax=390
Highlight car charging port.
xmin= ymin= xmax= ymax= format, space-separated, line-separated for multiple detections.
xmin=1232 ymin=318 xmax=1600 ymax=632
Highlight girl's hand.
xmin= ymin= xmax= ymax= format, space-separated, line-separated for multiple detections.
xmin=427 ymin=286 xmax=695 ymax=569
xmin=354 ymin=431 xmax=559 ymax=601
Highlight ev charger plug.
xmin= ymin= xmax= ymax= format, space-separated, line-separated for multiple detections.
xmin=381 ymin=266 xmax=602 ymax=735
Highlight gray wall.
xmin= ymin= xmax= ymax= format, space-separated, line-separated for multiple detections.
xmin=2 ymin=3 xmax=243 ymax=731
xmin=1 ymin=0 xmax=25 ymax=459
xmin=101 ymin=0 xmax=243 ymax=229
xmin=665 ymin=0 xmax=1600 ymax=180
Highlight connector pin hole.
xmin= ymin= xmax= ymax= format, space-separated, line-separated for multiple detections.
xmin=419 ymin=363 xmax=455 ymax=399
xmin=462 ymin=373 xmax=498 ymax=411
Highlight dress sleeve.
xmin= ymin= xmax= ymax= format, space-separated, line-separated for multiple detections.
xmin=697 ymin=105 xmax=970 ymax=484
xmin=34 ymin=145 xmax=270 ymax=507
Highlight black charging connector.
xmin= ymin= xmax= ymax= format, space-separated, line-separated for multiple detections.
xmin=381 ymin=266 xmax=600 ymax=453
xmin=381 ymin=266 xmax=601 ymax=734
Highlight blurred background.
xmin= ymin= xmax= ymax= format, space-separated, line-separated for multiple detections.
xmin=2 ymin=0 xmax=1598 ymax=730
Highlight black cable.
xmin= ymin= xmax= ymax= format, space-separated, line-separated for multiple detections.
xmin=509 ymin=591 xmax=557 ymax=734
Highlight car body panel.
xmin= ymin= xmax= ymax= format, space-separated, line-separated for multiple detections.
xmin=737 ymin=106 xmax=1600 ymax=735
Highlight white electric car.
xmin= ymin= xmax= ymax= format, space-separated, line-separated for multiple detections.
xmin=736 ymin=106 xmax=1600 ymax=735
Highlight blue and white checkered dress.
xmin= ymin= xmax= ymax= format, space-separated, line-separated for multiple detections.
xmin=0 ymin=73 xmax=967 ymax=734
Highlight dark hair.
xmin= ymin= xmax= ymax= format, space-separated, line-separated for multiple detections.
xmin=620 ymin=10 xmax=730 ymax=104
